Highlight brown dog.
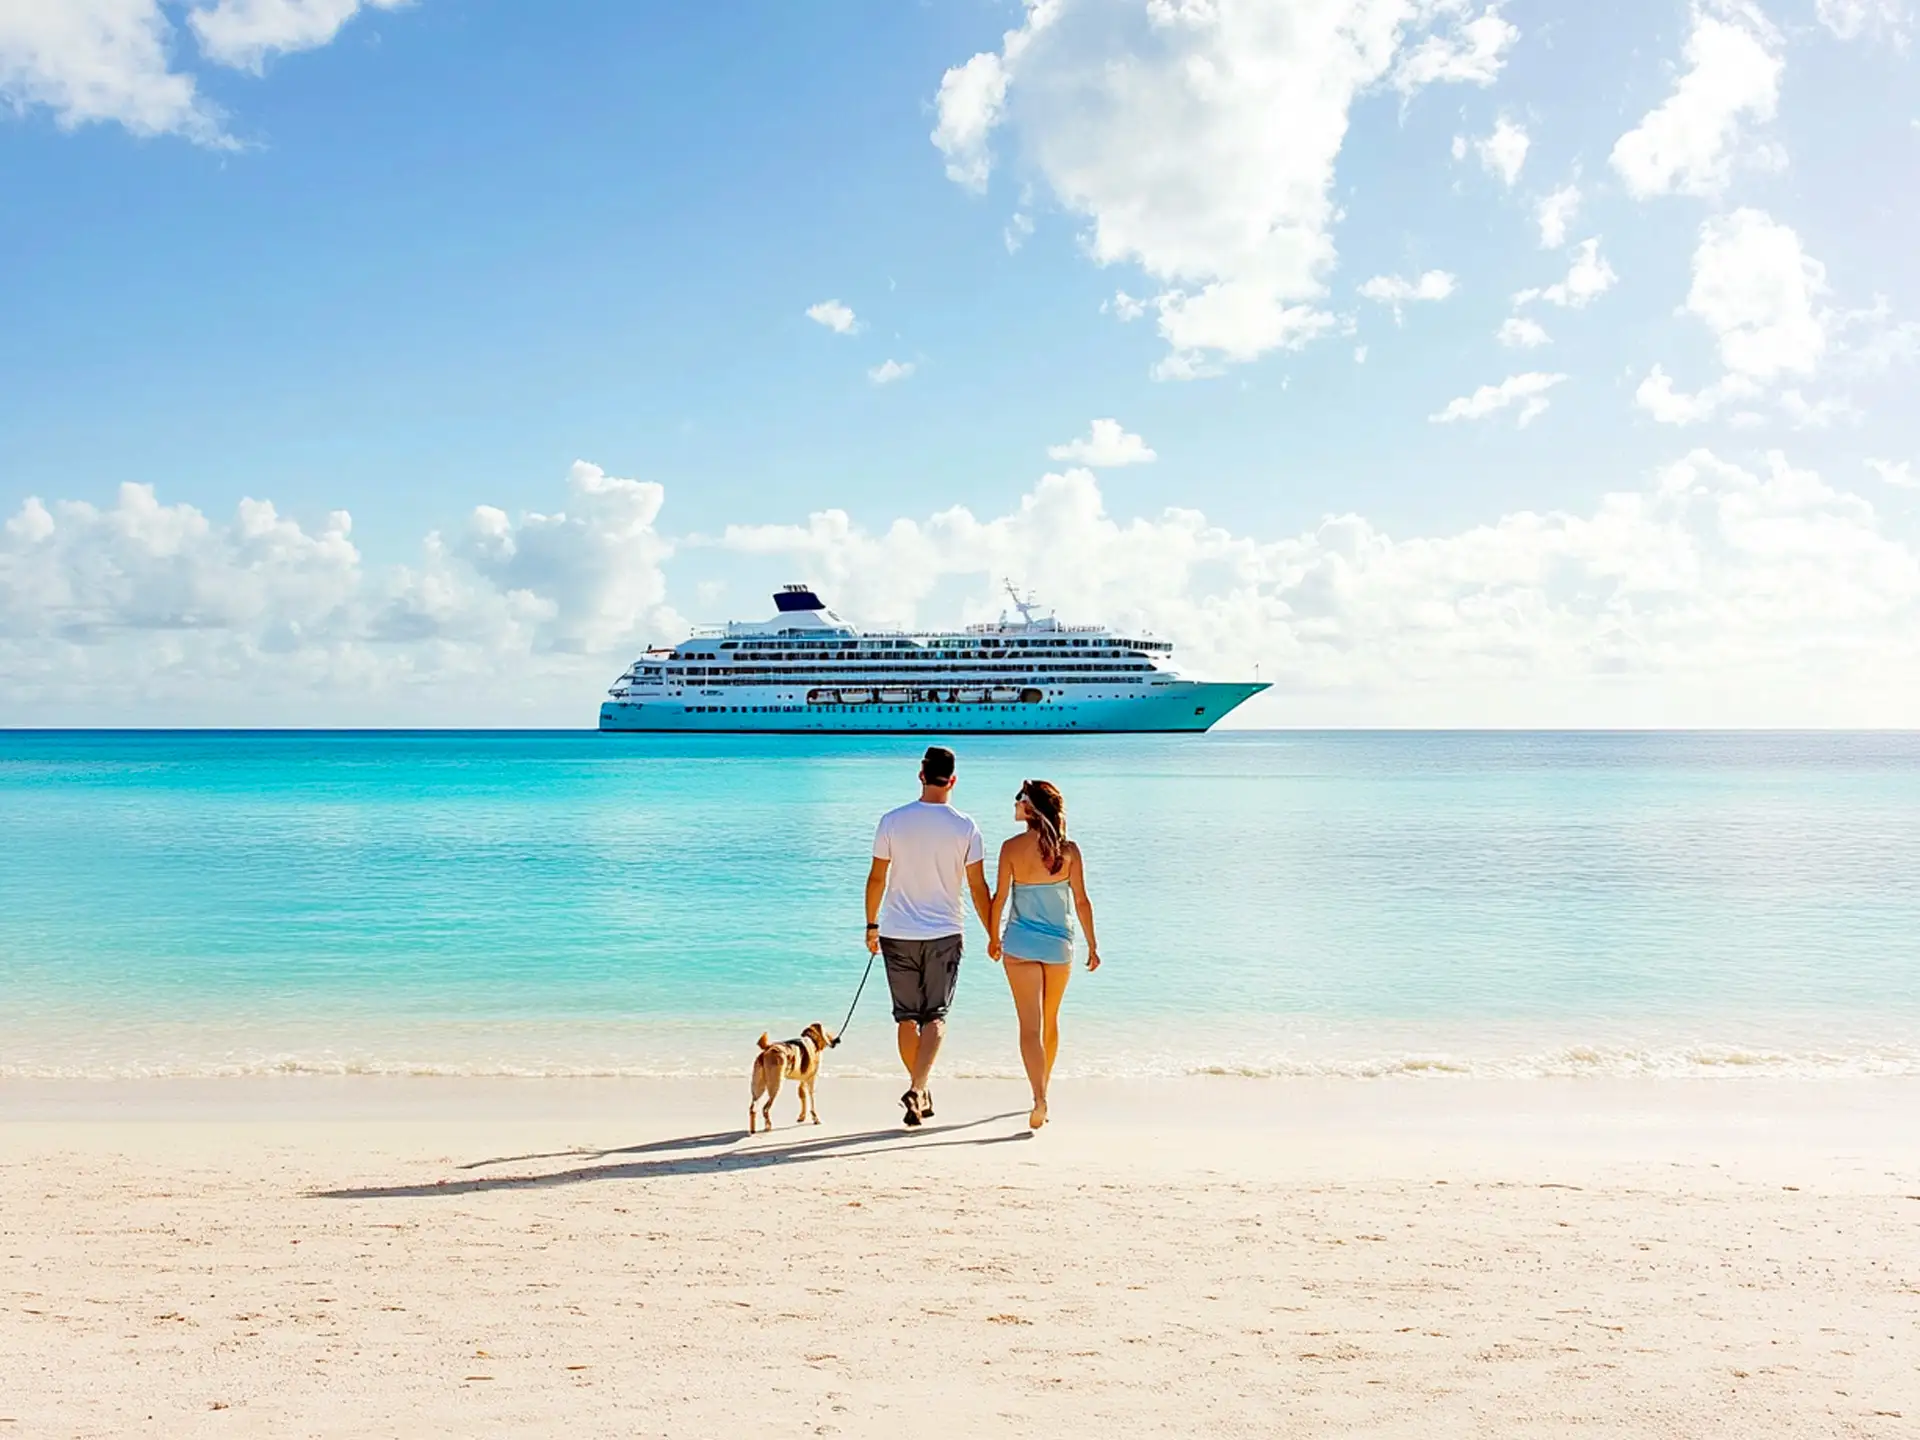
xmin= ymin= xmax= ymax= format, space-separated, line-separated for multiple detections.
xmin=748 ymin=1022 xmax=834 ymax=1134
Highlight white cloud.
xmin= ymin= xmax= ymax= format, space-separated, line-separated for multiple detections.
xmin=0 ymin=0 xmax=230 ymax=146
xmin=1633 ymin=365 xmax=1747 ymax=426
xmin=1497 ymin=316 xmax=1550 ymax=348
xmin=1105 ymin=291 xmax=1147 ymax=322
xmin=12 ymin=455 xmax=1920 ymax=726
xmin=1474 ymin=115 xmax=1529 ymax=186
xmin=0 ymin=0 xmax=406 ymax=145
xmin=1514 ymin=238 xmax=1617 ymax=309
xmin=929 ymin=11 xmax=1035 ymax=193
xmin=1691 ymin=210 xmax=1826 ymax=380
xmin=868 ymin=359 xmax=915 ymax=385
xmin=1450 ymin=133 xmax=1467 ymax=161
xmin=1430 ymin=371 xmax=1567 ymax=427
xmin=1834 ymin=301 xmax=1920 ymax=378
xmin=717 ymin=456 xmax=1920 ymax=727
xmin=1047 ymin=418 xmax=1157 ymax=467
xmin=1609 ymin=2 xmax=1782 ymax=200
xmin=1358 ymin=268 xmax=1457 ymax=323
xmin=1534 ymin=183 xmax=1580 ymax=249
xmin=1636 ymin=209 xmax=1831 ymax=426
xmin=1003 ymin=210 xmax=1036 ymax=253
xmin=1815 ymin=0 xmax=1908 ymax=41
xmin=1390 ymin=3 xmax=1519 ymax=92
xmin=805 ymin=299 xmax=860 ymax=335
xmin=0 ymin=462 xmax=684 ymax=723
xmin=1776 ymin=389 xmax=1861 ymax=430
xmin=931 ymin=0 xmax=1523 ymax=377
xmin=187 ymin=0 xmax=406 ymax=74
xmin=1354 ymin=344 xmax=1369 ymax=364
xmin=1866 ymin=458 xmax=1917 ymax=489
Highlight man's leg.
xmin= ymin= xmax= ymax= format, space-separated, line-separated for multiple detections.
xmin=908 ymin=1017 xmax=944 ymax=1095
xmin=882 ymin=939 xmax=924 ymax=1087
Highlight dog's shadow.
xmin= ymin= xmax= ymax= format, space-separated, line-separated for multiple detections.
xmin=311 ymin=1111 xmax=1030 ymax=1201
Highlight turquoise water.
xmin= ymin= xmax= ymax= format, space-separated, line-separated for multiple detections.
xmin=2 ymin=730 xmax=1918 ymax=1080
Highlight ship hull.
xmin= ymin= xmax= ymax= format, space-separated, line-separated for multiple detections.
xmin=598 ymin=681 xmax=1265 ymax=733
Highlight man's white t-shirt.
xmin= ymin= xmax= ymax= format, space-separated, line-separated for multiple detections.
xmin=873 ymin=801 xmax=985 ymax=940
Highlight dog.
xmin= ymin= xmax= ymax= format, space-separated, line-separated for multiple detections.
xmin=748 ymin=1022 xmax=835 ymax=1134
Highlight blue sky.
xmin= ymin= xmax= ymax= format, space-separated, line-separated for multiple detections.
xmin=2 ymin=1 xmax=1917 ymax=725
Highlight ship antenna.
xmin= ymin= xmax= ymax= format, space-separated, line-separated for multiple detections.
xmin=1003 ymin=577 xmax=1038 ymax=624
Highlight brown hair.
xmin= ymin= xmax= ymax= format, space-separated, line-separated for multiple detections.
xmin=1018 ymin=779 xmax=1068 ymax=874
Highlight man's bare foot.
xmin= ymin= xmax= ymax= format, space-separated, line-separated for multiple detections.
xmin=1028 ymin=1097 xmax=1048 ymax=1130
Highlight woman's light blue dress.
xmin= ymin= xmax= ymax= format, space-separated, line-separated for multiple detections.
xmin=1002 ymin=879 xmax=1075 ymax=966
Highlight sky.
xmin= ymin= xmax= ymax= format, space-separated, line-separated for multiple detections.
xmin=2 ymin=0 xmax=1917 ymax=727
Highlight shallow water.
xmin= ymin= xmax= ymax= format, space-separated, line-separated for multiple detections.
xmin=3 ymin=730 xmax=1917 ymax=1080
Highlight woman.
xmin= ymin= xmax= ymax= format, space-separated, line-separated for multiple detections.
xmin=987 ymin=780 xmax=1101 ymax=1130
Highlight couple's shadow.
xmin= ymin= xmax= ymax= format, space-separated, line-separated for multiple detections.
xmin=309 ymin=1110 xmax=1031 ymax=1201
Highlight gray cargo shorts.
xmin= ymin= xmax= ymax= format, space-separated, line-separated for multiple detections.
xmin=880 ymin=934 xmax=963 ymax=1025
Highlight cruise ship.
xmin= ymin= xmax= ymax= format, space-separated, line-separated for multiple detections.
xmin=598 ymin=585 xmax=1267 ymax=733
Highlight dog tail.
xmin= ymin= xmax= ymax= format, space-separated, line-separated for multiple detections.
xmin=757 ymin=1032 xmax=772 ymax=1051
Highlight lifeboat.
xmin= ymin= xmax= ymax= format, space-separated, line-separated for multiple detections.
xmin=987 ymin=686 xmax=1021 ymax=703
xmin=839 ymin=689 xmax=875 ymax=705
xmin=876 ymin=687 xmax=914 ymax=705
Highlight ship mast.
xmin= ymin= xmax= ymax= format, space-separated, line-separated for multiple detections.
xmin=1003 ymin=578 xmax=1041 ymax=625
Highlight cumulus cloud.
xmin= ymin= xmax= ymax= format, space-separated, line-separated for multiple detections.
xmin=0 ymin=462 xmax=683 ymax=723
xmin=1866 ymin=458 xmax=1917 ymax=489
xmin=868 ymin=359 xmax=915 ymax=385
xmin=1390 ymin=3 xmax=1519 ymax=92
xmin=1609 ymin=2 xmax=1782 ymax=200
xmin=1497 ymin=316 xmax=1550 ymax=348
xmin=805 ymin=299 xmax=860 ymax=335
xmin=1430 ymin=371 xmax=1567 ymax=427
xmin=1815 ymin=0 xmax=1908 ymax=41
xmin=188 ymin=0 xmax=407 ymax=74
xmin=11 ymin=454 xmax=1920 ymax=726
xmin=1534 ymin=183 xmax=1580 ymax=249
xmin=1473 ymin=114 xmax=1529 ymax=186
xmin=718 ymin=456 xmax=1920 ymax=726
xmin=1359 ymin=269 xmax=1457 ymax=323
xmin=1634 ymin=209 xmax=1841 ymax=426
xmin=931 ymin=0 xmax=1523 ymax=377
xmin=0 ymin=0 xmax=230 ymax=145
xmin=0 ymin=0 xmax=406 ymax=144
xmin=1514 ymin=238 xmax=1617 ymax=309
xmin=1047 ymin=418 xmax=1157 ymax=467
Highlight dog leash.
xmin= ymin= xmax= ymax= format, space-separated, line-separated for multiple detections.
xmin=829 ymin=950 xmax=878 ymax=1049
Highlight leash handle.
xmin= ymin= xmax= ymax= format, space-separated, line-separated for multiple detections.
xmin=832 ymin=950 xmax=878 ymax=1047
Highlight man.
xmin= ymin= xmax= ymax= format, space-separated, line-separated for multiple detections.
xmin=865 ymin=745 xmax=992 ymax=1127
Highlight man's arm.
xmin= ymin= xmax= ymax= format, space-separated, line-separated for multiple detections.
xmin=966 ymin=859 xmax=992 ymax=937
xmin=984 ymin=840 xmax=1012 ymax=962
xmin=864 ymin=858 xmax=889 ymax=954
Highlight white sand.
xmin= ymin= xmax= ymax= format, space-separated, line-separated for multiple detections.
xmin=4 ymin=1077 xmax=1918 ymax=1437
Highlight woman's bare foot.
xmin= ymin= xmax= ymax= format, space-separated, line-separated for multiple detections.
xmin=1028 ymin=1097 xmax=1048 ymax=1130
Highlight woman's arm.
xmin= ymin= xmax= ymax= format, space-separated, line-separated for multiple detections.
xmin=1067 ymin=843 xmax=1099 ymax=970
xmin=987 ymin=838 xmax=1014 ymax=961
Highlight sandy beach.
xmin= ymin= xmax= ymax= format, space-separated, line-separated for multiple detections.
xmin=3 ymin=1077 xmax=1916 ymax=1438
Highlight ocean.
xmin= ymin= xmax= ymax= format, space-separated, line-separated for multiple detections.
xmin=2 ymin=730 xmax=1917 ymax=1082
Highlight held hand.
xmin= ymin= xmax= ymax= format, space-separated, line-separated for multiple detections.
xmin=987 ymin=937 xmax=1003 ymax=962
xmin=1086 ymin=948 xmax=1101 ymax=972
xmin=865 ymin=929 xmax=881 ymax=955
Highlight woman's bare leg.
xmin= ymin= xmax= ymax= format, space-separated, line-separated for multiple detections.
xmin=1002 ymin=958 xmax=1048 ymax=1127
xmin=1041 ymin=961 xmax=1072 ymax=1091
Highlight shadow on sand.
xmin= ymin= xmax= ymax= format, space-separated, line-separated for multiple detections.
xmin=310 ymin=1111 xmax=1031 ymax=1201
